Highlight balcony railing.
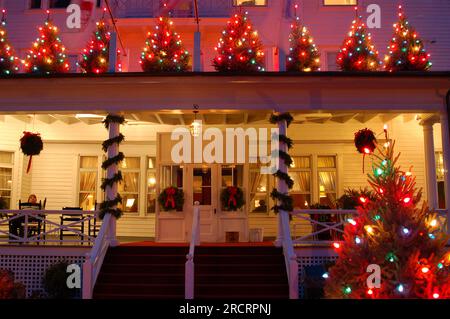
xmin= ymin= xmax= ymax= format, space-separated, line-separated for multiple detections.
xmin=111 ymin=0 xmax=233 ymax=19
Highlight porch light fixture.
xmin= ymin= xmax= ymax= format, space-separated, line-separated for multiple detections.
xmin=190 ymin=104 xmax=201 ymax=137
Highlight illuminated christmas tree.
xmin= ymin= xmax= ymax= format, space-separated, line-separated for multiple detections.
xmin=140 ymin=16 xmax=190 ymax=72
xmin=337 ymin=13 xmax=380 ymax=71
xmin=24 ymin=12 xmax=69 ymax=74
xmin=213 ymin=11 xmax=265 ymax=72
xmin=78 ymin=14 xmax=111 ymax=74
xmin=0 ymin=10 xmax=19 ymax=75
xmin=384 ymin=5 xmax=432 ymax=72
xmin=324 ymin=129 xmax=450 ymax=299
xmin=286 ymin=14 xmax=320 ymax=72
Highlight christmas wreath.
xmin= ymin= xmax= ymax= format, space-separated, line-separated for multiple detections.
xmin=20 ymin=131 xmax=43 ymax=173
xmin=158 ymin=187 xmax=184 ymax=211
xmin=221 ymin=186 xmax=245 ymax=211
xmin=354 ymin=128 xmax=377 ymax=173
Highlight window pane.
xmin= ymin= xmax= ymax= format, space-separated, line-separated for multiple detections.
xmin=80 ymin=156 xmax=97 ymax=169
xmin=319 ymin=171 xmax=336 ymax=192
xmin=49 ymin=0 xmax=71 ymax=8
xmin=319 ymin=193 xmax=336 ymax=207
xmin=292 ymin=194 xmax=311 ymax=209
xmin=436 ymin=152 xmax=444 ymax=180
xmin=291 ymin=157 xmax=310 ymax=169
xmin=148 ymin=157 xmax=156 ymax=169
xmin=121 ymin=194 xmax=138 ymax=213
xmin=221 ymin=165 xmax=243 ymax=187
xmin=250 ymin=171 xmax=268 ymax=213
xmin=79 ymin=171 xmax=97 ymax=191
xmin=318 ymin=156 xmax=336 ymax=168
xmin=147 ymin=171 xmax=156 ymax=214
xmin=79 ymin=193 xmax=96 ymax=211
xmin=120 ymin=172 xmax=139 ymax=192
xmin=234 ymin=0 xmax=267 ymax=6
xmin=292 ymin=171 xmax=311 ymax=192
xmin=0 ymin=152 xmax=13 ymax=164
xmin=30 ymin=0 xmax=42 ymax=9
xmin=324 ymin=0 xmax=357 ymax=5
xmin=193 ymin=168 xmax=211 ymax=205
xmin=121 ymin=157 xmax=140 ymax=169
xmin=161 ymin=165 xmax=183 ymax=188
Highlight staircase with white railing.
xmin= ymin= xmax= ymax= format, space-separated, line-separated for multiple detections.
xmin=185 ymin=202 xmax=200 ymax=299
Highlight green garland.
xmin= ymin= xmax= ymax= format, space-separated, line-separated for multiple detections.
xmin=270 ymin=112 xmax=294 ymax=215
xmin=102 ymin=134 xmax=125 ymax=152
xmin=100 ymin=114 xmax=125 ymax=219
xmin=269 ymin=112 xmax=294 ymax=127
xmin=101 ymin=171 xmax=123 ymax=191
xmin=103 ymin=114 xmax=125 ymax=129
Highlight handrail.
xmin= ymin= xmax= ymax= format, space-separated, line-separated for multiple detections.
xmin=279 ymin=210 xmax=299 ymax=299
xmin=185 ymin=202 xmax=200 ymax=299
xmin=0 ymin=209 xmax=97 ymax=244
xmin=82 ymin=213 xmax=112 ymax=299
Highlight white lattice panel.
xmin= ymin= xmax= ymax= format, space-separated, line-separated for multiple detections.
xmin=0 ymin=253 xmax=85 ymax=298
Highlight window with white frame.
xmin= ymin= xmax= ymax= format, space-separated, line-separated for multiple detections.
xmin=290 ymin=156 xmax=312 ymax=209
xmin=221 ymin=164 xmax=244 ymax=209
xmin=118 ymin=157 xmax=140 ymax=214
xmin=233 ymin=0 xmax=267 ymax=6
xmin=324 ymin=0 xmax=357 ymax=5
xmin=318 ymin=155 xmax=337 ymax=207
xmin=147 ymin=157 xmax=157 ymax=214
xmin=78 ymin=156 xmax=98 ymax=211
xmin=249 ymin=160 xmax=270 ymax=213
xmin=0 ymin=151 xmax=13 ymax=209
xmin=436 ymin=151 xmax=446 ymax=209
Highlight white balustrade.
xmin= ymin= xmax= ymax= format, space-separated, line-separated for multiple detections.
xmin=185 ymin=202 xmax=200 ymax=299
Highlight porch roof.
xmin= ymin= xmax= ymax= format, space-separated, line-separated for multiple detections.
xmin=0 ymin=72 xmax=449 ymax=113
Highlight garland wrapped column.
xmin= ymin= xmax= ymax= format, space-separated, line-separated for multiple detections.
xmin=100 ymin=114 xmax=125 ymax=220
xmin=269 ymin=113 xmax=294 ymax=246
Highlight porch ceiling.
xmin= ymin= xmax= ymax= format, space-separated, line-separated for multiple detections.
xmin=0 ymin=111 xmax=438 ymax=126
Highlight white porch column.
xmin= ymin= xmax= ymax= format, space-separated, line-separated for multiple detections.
xmin=274 ymin=120 xmax=288 ymax=247
xmin=106 ymin=118 xmax=120 ymax=247
xmin=422 ymin=121 xmax=438 ymax=209
xmin=440 ymin=104 xmax=450 ymax=236
xmin=108 ymin=32 xmax=117 ymax=73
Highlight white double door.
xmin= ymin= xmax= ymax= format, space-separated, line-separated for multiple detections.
xmin=186 ymin=164 xmax=220 ymax=242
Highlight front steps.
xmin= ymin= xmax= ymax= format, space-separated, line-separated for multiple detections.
xmin=93 ymin=245 xmax=288 ymax=299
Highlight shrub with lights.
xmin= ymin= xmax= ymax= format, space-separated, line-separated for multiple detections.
xmin=78 ymin=13 xmax=112 ymax=74
xmin=337 ymin=11 xmax=381 ymax=71
xmin=140 ymin=16 xmax=190 ymax=72
xmin=324 ymin=128 xmax=450 ymax=299
xmin=24 ymin=12 xmax=69 ymax=75
xmin=384 ymin=5 xmax=432 ymax=72
xmin=286 ymin=6 xmax=320 ymax=72
xmin=0 ymin=10 xmax=19 ymax=75
xmin=213 ymin=11 xmax=265 ymax=72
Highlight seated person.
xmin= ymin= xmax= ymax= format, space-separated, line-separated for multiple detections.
xmin=253 ymin=199 xmax=268 ymax=212
xmin=9 ymin=194 xmax=41 ymax=238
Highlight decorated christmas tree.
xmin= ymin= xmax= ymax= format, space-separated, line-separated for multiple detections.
xmin=0 ymin=10 xmax=19 ymax=75
xmin=286 ymin=11 xmax=320 ymax=72
xmin=24 ymin=12 xmax=69 ymax=74
xmin=384 ymin=5 xmax=432 ymax=72
xmin=213 ymin=11 xmax=265 ymax=72
xmin=337 ymin=12 xmax=380 ymax=71
xmin=78 ymin=14 xmax=111 ymax=74
xmin=140 ymin=16 xmax=190 ymax=72
xmin=324 ymin=128 xmax=450 ymax=299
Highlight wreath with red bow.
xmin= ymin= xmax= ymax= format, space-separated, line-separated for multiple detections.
xmin=158 ymin=186 xmax=184 ymax=211
xmin=20 ymin=131 xmax=43 ymax=173
xmin=221 ymin=186 xmax=245 ymax=211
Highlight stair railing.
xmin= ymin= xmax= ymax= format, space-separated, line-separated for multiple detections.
xmin=82 ymin=213 xmax=112 ymax=299
xmin=185 ymin=202 xmax=201 ymax=299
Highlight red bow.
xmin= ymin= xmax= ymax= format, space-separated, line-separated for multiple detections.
xmin=227 ymin=187 xmax=238 ymax=207
xmin=165 ymin=187 xmax=176 ymax=209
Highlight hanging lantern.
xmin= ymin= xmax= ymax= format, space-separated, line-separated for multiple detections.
xmin=190 ymin=104 xmax=201 ymax=137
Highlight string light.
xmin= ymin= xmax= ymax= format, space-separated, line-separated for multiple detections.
xmin=397 ymin=284 xmax=405 ymax=293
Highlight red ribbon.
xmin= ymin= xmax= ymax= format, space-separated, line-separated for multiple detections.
xmin=227 ymin=187 xmax=237 ymax=207
xmin=165 ymin=187 xmax=176 ymax=209
xmin=26 ymin=155 xmax=33 ymax=174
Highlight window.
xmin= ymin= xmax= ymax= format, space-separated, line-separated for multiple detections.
xmin=161 ymin=164 xmax=183 ymax=207
xmin=290 ymin=156 xmax=312 ymax=209
xmin=221 ymin=165 xmax=244 ymax=210
xmin=78 ymin=156 xmax=98 ymax=211
xmin=96 ymin=0 xmax=102 ymax=7
xmin=118 ymin=157 xmax=140 ymax=213
xmin=194 ymin=167 xmax=212 ymax=205
xmin=318 ymin=156 xmax=337 ymax=207
xmin=0 ymin=152 xmax=13 ymax=209
xmin=233 ymin=0 xmax=267 ymax=6
xmin=324 ymin=0 xmax=357 ymax=5
xmin=147 ymin=157 xmax=157 ymax=214
xmin=326 ymin=52 xmax=338 ymax=71
xmin=29 ymin=0 xmax=42 ymax=9
xmin=436 ymin=151 xmax=446 ymax=209
xmin=49 ymin=0 xmax=71 ymax=8
xmin=249 ymin=161 xmax=269 ymax=213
